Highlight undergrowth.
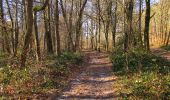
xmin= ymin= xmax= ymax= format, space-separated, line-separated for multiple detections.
xmin=161 ymin=45 xmax=170 ymax=51
xmin=110 ymin=48 xmax=170 ymax=99
xmin=0 ymin=51 xmax=83 ymax=99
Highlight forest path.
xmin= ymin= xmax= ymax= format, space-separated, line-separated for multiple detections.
xmin=57 ymin=51 xmax=119 ymax=99
xmin=152 ymin=48 xmax=170 ymax=60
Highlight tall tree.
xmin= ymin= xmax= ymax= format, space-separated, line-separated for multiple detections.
xmin=0 ymin=0 xmax=11 ymax=54
xmin=6 ymin=0 xmax=15 ymax=54
xmin=144 ymin=0 xmax=151 ymax=51
xmin=74 ymin=0 xmax=88 ymax=51
xmin=55 ymin=0 xmax=61 ymax=55
xmin=43 ymin=0 xmax=54 ymax=54
xmin=97 ymin=0 xmax=101 ymax=52
xmin=34 ymin=0 xmax=49 ymax=61
xmin=14 ymin=0 xmax=19 ymax=56
xmin=138 ymin=0 xmax=143 ymax=47
xmin=60 ymin=0 xmax=74 ymax=51
xmin=125 ymin=0 xmax=134 ymax=51
xmin=21 ymin=0 xmax=33 ymax=67
xmin=111 ymin=0 xmax=117 ymax=49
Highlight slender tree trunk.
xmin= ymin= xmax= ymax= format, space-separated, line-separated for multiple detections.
xmin=0 ymin=0 xmax=11 ymax=54
xmin=144 ymin=0 xmax=151 ymax=51
xmin=97 ymin=0 xmax=101 ymax=52
xmin=74 ymin=0 xmax=88 ymax=52
xmin=90 ymin=19 xmax=94 ymax=49
xmin=6 ymin=0 xmax=15 ymax=54
xmin=138 ymin=0 xmax=143 ymax=47
xmin=33 ymin=0 xmax=49 ymax=59
xmin=112 ymin=0 xmax=117 ymax=50
xmin=125 ymin=0 xmax=134 ymax=51
xmin=14 ymin=0 xmax=19 ymax=56
xmin=21 ymin=0 xmax=33 ymax=67
xmin=44 ymin=10 xmax=53 ymax=54
xmin=60 ymin=0 xmax=74 ymax=51
xmin=43 ymin=1 xmax=54 ymax=54
xmin=34 ymin=12 xmax=41 ymax=61
xmin=166 ymin=31 xmax=170 ymax=46
xmin=55 ymin=0 xmax=61 ymax=55
xmin=95 ymin=23 xmax=98 ymax=50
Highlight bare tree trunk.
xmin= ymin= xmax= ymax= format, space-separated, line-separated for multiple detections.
xmin=6 ymin=0 xmax=15 ymax=54
xmin=21 ymin=0 xmax=33 ymax=67
xmin=111 ymin=0 xmax=117 ymax=50
xmin=44 ymin=9 xmax=53 ymax=54
xmin=60 ymin=0 xmax=74 ymax=51
xmin=166 ymin=31 xmax=170 ymax=46
xmin=97 ymin=0 xmax=101 ymax=52
xmin=90 ymin=19 xmax=94 ymax=49
xmin=144 ymin=0 xmax=151 ymax=51
xmin=55 ymin=0 xmax=61 ymax=55
xmin=33 ymin=0 xmax=49 ymax=59
xmin=138 ymin=0 xmax=143 ymax=47
xmin=95 ymin=23 xmax=98 ymax=50
xmin=14 ymin=0 xmax=19 ymax=56
xmin=74 ymin=0 xmax=88 ymax=52
xmin=34 ymin=12 xmax=41 ymax=61
xmin=0 ymin=0 xmax=11 ymax=54
xmin=125 ymin=0 xmax=134 ymax=51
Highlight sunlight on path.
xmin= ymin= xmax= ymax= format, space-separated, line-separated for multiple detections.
xmin=57 ymin=51 xmax=119 ymax=99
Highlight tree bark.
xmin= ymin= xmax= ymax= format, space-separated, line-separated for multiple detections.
xmin=74 ymin=0 xmax=88 ymax=52
xmin=14 ymin=0 xmax=19 ymax=56
xmin=125 ymin=0 xmax=134 ymax=51
xmin=33 ymin=0 xmax=49 ymax=60
xmin=0 ymin=0 xmax=11 ymax=54
xmin=138 ymin=0 xmax=143 ymax=47
xmin=112 ymin=0 xmax=117 ymax=50
xmin=6 ymin=0 xmax=15 ymax=54
xmin=21 ymin=0 xmax=33 ymax=67
xmin=144 ymin=0 xmax=151 ymax=51
xmin=55 ymin=0 xmax=61 ymax=55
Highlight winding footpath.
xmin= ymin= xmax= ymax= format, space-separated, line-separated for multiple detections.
xmin=57 ymin=51 xmax=119 ymax=99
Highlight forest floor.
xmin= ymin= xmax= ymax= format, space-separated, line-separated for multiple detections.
xmin=57 ymin=51 xmax=120 ymax=99
xmin=152 ymin=48 xmax=170 ymax=60
xmin=56 ymin=49 xmax=170 ymax=99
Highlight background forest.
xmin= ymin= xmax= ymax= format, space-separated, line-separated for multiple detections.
xmin=0 ymin=0 xmax=169 ymax=99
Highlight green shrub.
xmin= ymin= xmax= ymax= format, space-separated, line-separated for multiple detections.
xmin=110 ymin=49 xmax=170 ymax=73
xmin=46 ymin=51 xmax=83 ymax=75
xmin=58 ymin=52 xmax=83 ymax=65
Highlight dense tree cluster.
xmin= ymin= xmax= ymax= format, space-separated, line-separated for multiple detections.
xmin=0 ymin=0 xmax=169 ymax=65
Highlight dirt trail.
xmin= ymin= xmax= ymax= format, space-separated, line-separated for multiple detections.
xmin=57 ymin=51 xmax=119 ymax=99
xmin=152 ymin=48 xmax=170 ymax=60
